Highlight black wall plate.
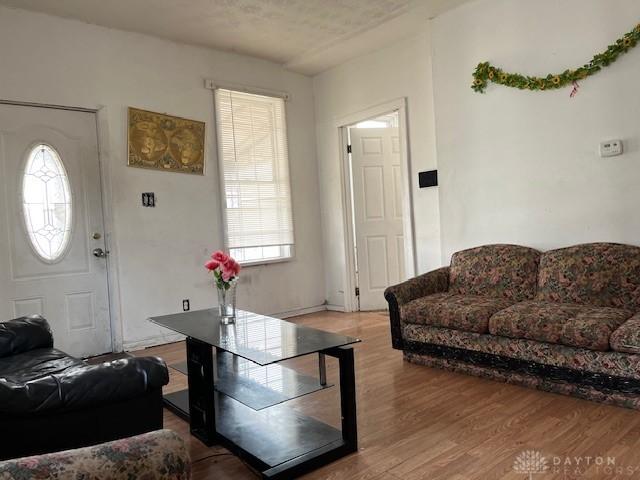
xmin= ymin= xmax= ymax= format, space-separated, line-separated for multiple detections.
xmin=142 ymin=192 xmax=156 ymax=207
xmin=419 ymin=170 xmax=438 ymax=188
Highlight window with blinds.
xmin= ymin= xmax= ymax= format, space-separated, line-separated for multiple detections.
xmin=215 ymin=88 xmax=295 ymax=265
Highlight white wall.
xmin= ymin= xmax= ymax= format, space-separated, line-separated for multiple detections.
xmin=432 ymin=0 xmax=640 ymax=261
xmin=313 ymin=29 xmax=442 ymax=308
xmin=0 ymin=6 xmax=325 ymax=349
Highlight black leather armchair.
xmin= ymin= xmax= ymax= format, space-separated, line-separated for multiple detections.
xmin=0 ymin=315 xmax=169 ymax=460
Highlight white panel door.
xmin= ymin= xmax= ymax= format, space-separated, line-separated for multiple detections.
xmin=351 ymin=128 xmax=404 ymax=311
xmin=0 ymin=104 xmax=112 ymax=357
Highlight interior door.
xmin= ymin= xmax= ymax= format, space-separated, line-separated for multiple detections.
xmin=0 ymin=104 xmax=112 ymax=357
xmin=350 ymin=127 xmax=405 ymax=311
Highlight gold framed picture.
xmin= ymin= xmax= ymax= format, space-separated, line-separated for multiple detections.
xmin=127 ymin=107 xmax=205 ymax=175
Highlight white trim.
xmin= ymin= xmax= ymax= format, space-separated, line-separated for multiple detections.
xmin=326 ymin=304 xmax=346 ymax=312
xmin=205 ymin=79 xmax=290 ymax=101
xmin=238 ymin=255 xmax=293 ymax=268
xmin=123 ymin=332 xmax=186 ymax=352
xmin=268 ymin=304 xmax=327 ymax=319
xmin=338 ymin=128 xmax=358 ymax=313
xmin=95 ymin=106 xmax=124 ymax=353
xmin=396 ymin=101 xmax=417 ymax=278
xmin=0 ymin=99 xmax=96 ymax=113
xmin=335 ymin=98 xmax=408 ymax=134
xmin=335 ymin=97 xmax=417 ymax=312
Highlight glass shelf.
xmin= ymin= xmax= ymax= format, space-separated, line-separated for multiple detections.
xmin=169 ymin=350 xmax=333 ymax=411
xmin=150 ymin=308 xmax=359 ymax=366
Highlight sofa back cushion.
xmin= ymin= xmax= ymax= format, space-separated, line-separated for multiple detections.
xmin=449 ymin=245 xmax=541 ymax=301
xmin=537 ymin=243 xmax=640 ymax=311
xmin=0 ymin=316 xmax=53 ymax=358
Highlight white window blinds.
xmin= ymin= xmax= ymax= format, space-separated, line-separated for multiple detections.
xmin=215 ymin=89 xmax=295 ymax=262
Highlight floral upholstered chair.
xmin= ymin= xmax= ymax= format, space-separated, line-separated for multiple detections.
xmin=0 ymin=430 xmax=191 ymax=480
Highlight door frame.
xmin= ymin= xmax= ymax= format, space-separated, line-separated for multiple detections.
xmin=335 ymin=98 xmax=416 ymax=312
xmin=0 ymin=99 xmax=123 ymax=353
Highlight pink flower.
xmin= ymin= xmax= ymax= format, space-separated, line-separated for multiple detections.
xmin=205 ymin=259 xmax=219 ymax=271
xmin=221 ymin=258 xmax=241 ymax=281
xmin=211 ymin=250 xmax=229 ymax=264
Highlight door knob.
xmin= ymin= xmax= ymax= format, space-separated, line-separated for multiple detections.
xmin=92 ymin=248 xmax=109 ymax=258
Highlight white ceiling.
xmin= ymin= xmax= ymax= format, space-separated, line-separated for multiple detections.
xmin=0 ymin=0 xmax=471 ymax=75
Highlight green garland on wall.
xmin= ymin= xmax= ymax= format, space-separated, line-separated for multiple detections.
xmin=472 ymin=23 xmax=640 ymax=93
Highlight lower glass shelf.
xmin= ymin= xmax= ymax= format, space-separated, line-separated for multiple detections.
xmin=169 ymin=350 xmax=333 ymax=411
xmin=164 ymin=389 xmax=344 ymax=469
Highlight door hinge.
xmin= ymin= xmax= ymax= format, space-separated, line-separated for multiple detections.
xmin=347 ymin=144 xmax=352 ymax=154
xmin=355 ymin=287 xmax=360 ymax=296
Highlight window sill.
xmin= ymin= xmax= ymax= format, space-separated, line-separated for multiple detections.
xmin=239 ymin=256 xmax=294 ymax=268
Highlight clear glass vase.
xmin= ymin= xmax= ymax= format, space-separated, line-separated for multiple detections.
xmin=217 ymin=281 xmax=237 ymax=324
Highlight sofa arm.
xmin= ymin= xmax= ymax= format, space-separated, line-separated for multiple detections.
xmin=611 ymin=314 xmax=640 ymax=354
xmin=60 ymin=356 xmax=170 ymax=410
xmin=384 ymin=267 xmax=450 ymax=306
xmin=1 ymin=356 xmax=169 ymax=414
xmin=384 ymin=267 xmax=450 ymax=350
xmin=0 ymin=315 xmax=53 ymax=358
xmin=0 ymin=429 xmax=191 ymax=479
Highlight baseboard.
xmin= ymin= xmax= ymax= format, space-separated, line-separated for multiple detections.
xmin=269 ymin=304 xmax=327 ymax=319
xmin=123 ymin=332 xmax=186 ymax=352
xmin=326 ymin=304 xmax=346 ymax=312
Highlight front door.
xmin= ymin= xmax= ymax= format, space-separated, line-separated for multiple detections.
xmin=350 ymin=127 xmax=405 ymax=311
xmin=0 ymin=104 xmax=112 ymax=357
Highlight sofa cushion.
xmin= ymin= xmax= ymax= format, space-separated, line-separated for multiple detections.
xmin=0 ymin=351 xmax=168 ymax=414
xmin=0 ymin=315 xmax=53 ymax=358
xmin=0 ymin=348 xmax=84 ymax=382
xmin=0 ymin=430 xmax=191 ymax=480
xmin=489 ymin=300 xmax=633 ymax=351
xmin=537 ymin=243 xmax=640 ymax=311
xmin=449 ymin=245 xmax=541 ymax=302
xmin=401 ymin=293 xmax=514 ymax=333
xmin=610 ymin=315 xmax=640 ymax=354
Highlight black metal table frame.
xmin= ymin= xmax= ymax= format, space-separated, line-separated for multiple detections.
xmin=173 ymin=336 xmax=357 ymax=479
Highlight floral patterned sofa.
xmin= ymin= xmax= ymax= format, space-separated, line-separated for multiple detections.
xmin=385 ymin=243 xmax=640 ymax=409
xmin=0 ymin=430 xmax=190 ymax=479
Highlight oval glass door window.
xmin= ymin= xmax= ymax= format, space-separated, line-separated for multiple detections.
xmin=22 ymin=144 xmax=73 ymax=262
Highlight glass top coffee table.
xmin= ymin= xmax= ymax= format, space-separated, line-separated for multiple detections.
xmin=150 ymin=309 xmax=360 ymax=479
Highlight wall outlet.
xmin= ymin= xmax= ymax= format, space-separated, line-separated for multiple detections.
xmin=182 ymin=299 xmax=190 ymax=311
xmin=600 ymin=140 xmax=623 ymax=157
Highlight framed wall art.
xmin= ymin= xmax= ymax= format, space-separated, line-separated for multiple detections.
xmin=128 ymin=107 xmax=205 ymax=175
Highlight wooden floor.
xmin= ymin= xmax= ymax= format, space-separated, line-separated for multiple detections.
xmin=135 ymin=311 xmax=640 ymax=479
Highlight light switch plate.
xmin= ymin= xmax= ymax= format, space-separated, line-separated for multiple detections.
xmin=600 ymin=140 xmax=623 ymax=157
xmin=142 ymin=192 xmax=155 ymax=207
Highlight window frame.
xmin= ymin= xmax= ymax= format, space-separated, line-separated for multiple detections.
xmin=19 ymin=141 xmax=74 ymax=265
xmin=230 ymin=245 xmax=296 ymax=268
xmin=214 ymin=87 xmax=296 ymax=267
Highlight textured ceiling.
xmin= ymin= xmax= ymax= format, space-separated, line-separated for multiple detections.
xmin=0 ymin=0 xmax=471 ymax=74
